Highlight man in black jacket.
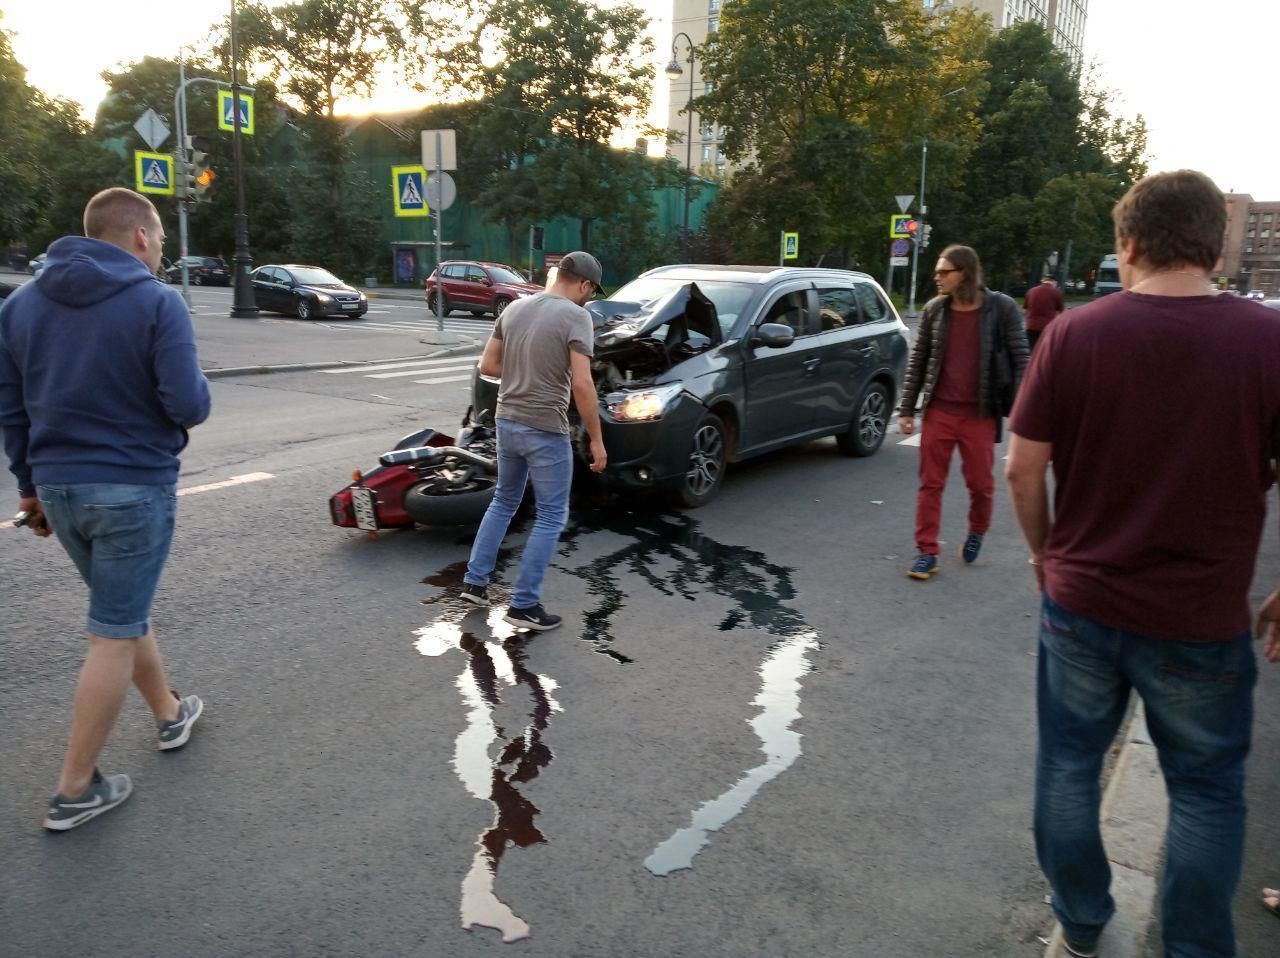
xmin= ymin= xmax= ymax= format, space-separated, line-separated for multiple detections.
xmin=897 ymin=244 xmax=1029 ymax=580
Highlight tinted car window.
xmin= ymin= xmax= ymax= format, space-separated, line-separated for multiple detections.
xmin=851 ymin=283 xmax=888 ymax=323
xmin=443 ymin=264 xmax=465 ymax=279
xmin=817 ymin=288 xmax=859 ymax=330
xmin=762 ymin=290 xmax=812 ymax=335
xmin=467 ymin=267 xmax=488 ymax=283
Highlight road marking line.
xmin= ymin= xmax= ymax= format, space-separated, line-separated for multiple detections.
xmin=412 ymin=374 xmax=475 ymax=386
xmin=3 ymin=472 xmax=276 ymax=529
xmin=897 ymin=433 xmax=921 ymax=446
xmin=177 ymin=472 xmax=275 ymax=496
xmin=323 ymin=356 xmax=480 ymax=375
xmin=369 ymin=362 xmax=477 ymax=380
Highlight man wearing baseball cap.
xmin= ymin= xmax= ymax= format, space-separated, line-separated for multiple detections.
xmin=459 ymin=251 xmax=608 ymax=631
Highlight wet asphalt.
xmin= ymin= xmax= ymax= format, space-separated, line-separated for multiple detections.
xmin=1 ymin=287 xmax=1277 ymax=958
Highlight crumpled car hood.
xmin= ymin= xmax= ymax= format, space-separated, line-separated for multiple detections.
xmin=587 ymin=283 xmax=721 ymax=352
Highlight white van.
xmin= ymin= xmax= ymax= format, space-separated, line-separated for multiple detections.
xmin=1095 ymin=254 xmax=1122 ymax=297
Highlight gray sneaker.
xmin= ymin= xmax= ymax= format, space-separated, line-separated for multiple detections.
xmin=158 ymin=692 xmax=204 ymax=751
xmin=43 ymin=769 xmax=132 ymax=831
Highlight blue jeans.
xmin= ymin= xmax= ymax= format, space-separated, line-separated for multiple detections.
xmin=1035 ymin=595 xmax=1256 ymax=958
xmin=465 ymin=419 xmax=572 ymax=610
xmin=37 ymin=483 xmax=178 ymax=639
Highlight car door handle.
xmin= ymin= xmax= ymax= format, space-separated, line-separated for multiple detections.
xmin=802 ymin=357 xmax=822 ymax=371
xmin=856 ymin=345 xmax=876 ymax=354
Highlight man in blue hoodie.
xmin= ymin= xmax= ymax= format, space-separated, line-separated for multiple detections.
xmin=0 ymin=187 xmax=212 ymax=831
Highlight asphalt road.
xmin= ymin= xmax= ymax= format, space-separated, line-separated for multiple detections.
xmin=1 ymin=284 xmax=1277 ymax=958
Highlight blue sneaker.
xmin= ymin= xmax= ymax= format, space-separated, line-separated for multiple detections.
xmin=158 ymin=692 xmax=204 ymax=751
xmin=961 ymin=532 xmax=984 ymax=564
xmin=907 ymin=554 xmax=939 ymax=580
xmin=43 ymin=769 xmax=132 ymax=831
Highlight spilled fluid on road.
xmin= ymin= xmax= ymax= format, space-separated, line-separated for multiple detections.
xmin=416 ymin=559 xmax=557 ymax=943
xmin=416 ymin=507 xmax=821 ymax=941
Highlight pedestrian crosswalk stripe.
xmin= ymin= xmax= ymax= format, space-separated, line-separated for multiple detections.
xmin=898 ymin=433 xmax=921 ymax=446
xmin=322 ymin=356 xmax=480 ymax=375
xmin=368 ymin=361 xmax=477 ymax=380
xmin=411 ymin=374 xmax=474 ymax=386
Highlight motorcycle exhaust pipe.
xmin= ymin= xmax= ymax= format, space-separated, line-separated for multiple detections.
xmin=379 ymin=446 xmax=498 ymax=474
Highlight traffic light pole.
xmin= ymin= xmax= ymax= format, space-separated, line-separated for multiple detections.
xmin=175 ymin=54 xmax=193 ymax=310
xmin=229 ymin=0 xmax=258 ymax=319
xmin=907 ymin=137 xmax=928 ymax=318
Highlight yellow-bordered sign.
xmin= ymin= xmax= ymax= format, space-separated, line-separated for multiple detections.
xmin=782 ymin=232 xmax=799 ymax=260
xmin=392 ymin=165 xmax=430 ymax=218
xmin=134 ymin=151 xmax=174 ymax=195
xmin=890 ymin=214 xmax=915 ymax=238
xmin=217 ymin=90 xmax=255 ymax=134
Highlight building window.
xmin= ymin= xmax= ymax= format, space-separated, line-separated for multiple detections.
xmin=708 ymin=16 xmax=718 ymax=32
xmin=704 ymin=81 xmax=713 ymax=96
xmin=709 ymin=0 xmax=719 ymax=9
xmin=701 ymin=145 xmax=713 ymax=164
xmin=700 ymin=121 xmax=714 ymax=139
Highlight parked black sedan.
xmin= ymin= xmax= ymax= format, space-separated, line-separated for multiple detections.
xmin=250 ymin=265 xmax=368 ymax=319
xmin=164 ymin=255 xmax=230 ymax=286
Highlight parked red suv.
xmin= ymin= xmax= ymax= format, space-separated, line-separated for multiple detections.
xmin=424 ymin=261 xmax=541 ymax=317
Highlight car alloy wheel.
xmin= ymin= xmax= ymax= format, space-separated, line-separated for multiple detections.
xmin=193 ymin=274 xmax=203 ymax=286
xmin=296 ymin=298 xmax=312 ymax=320
xmin=837 ymin=381 xmax=889 ymax=457
xmin=427 ymin=291 xmax=449 ymax=316
xmin=678 ymin=412 xmax=727 ymax=508
xmin=493 ymin=296 xmax=512 ymax=317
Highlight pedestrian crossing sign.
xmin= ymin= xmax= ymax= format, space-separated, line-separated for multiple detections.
xmin=392 ymin=165 xmax=430 ymax=218
xmin=134 ymin=151 xmax=175 ymax=195
xmin=217 ymin=90 xmax=254 ymax=134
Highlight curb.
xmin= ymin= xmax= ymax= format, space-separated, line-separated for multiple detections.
xmin=1041 ymin=702 xmax=1166 ymax=958
xmin=203 ymin=344 xmax=480 ymax=380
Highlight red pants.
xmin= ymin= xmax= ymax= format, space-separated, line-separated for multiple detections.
xmin=914 ymin=405 xmax=997 ymax=555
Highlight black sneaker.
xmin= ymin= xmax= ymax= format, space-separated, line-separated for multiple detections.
xmin=960 ymin=532 xmax=984 ymax=564
xmin=504 ymin=604 xmax=562 ymax=631
xmin=43 ymin=769 xmax=132 ymax=831
xmin=459 ymin=583 xmax=491 ymax=606
xmin=1062 ymin=936 xmax=1098 ymax=958
xmin=158 ymin=692 xmax=204 ymax=751
xmin=907 ymin=553 xmax=939 ymax=580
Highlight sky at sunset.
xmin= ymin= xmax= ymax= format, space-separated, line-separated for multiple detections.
xmin=5 ymin=1 xmax=1279 ymax=198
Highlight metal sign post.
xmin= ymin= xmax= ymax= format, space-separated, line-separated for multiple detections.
xmin=175 ymin=56 xmax=191 ymax=309
xmin=434 ymin=131 xmax=443 ymax=333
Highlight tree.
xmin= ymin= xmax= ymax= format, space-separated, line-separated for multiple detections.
xmin=432 ymin=0 xmax=662 ymax=250
xmin=235 ymin=0 xmax=406 ymax=118
xmin=694 ymin=0 xmax=990 ymax=267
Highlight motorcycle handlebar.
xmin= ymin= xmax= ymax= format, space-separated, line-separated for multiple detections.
xmin=378 ymin=445 xmax=498 ymax=474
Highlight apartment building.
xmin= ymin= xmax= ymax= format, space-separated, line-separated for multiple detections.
xmin=959 ymin=0 xmax=1088 ymax=65
xmin=1219 ymin=195 xmax=1280 ymax=294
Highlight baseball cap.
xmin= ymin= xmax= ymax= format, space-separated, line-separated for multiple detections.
xmin=557 ymin=251 xmax=605 ymax=294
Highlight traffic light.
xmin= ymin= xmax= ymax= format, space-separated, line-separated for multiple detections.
xmin=191 ymin=146 xmax=215 ymax=201
xmin=532 ymin=226 xmax=545 ymax=251
xmin=175 ymin=157 xmax=197 ymax=200
xmin=906 ymin=219 xmax=919 ymax=240
xmin=920 ymin=224 xmax=933 ymax=249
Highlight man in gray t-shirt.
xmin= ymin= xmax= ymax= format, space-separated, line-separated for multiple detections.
xmin=460 ymin=251 xmax=607 ymax=632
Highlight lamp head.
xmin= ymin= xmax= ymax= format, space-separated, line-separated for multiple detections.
xmin=664 ymin=59 xmax=684 ymax=79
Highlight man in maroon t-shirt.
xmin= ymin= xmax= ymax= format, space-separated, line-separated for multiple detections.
xmin=1023 ymin=276 xmax=1065 ymax=352
xmin=1006 ymin=170 xmax=1280 ymax=958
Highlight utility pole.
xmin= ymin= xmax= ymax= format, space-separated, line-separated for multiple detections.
xmin=229 ymin=0 xmax=258 ymax=318
xmin=175 ymin=53 xmax=192 ymax=310
xmin=907 ymin=137 xmax=927 ymax=318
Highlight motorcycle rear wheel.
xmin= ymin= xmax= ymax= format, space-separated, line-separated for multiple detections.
xmin=403 ymin=477 xmax=497 ymax=526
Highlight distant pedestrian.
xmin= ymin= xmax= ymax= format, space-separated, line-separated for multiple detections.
xmin=898 ymin=244 xmax=1029 ymax=580
xmin=0 ymin=187 xmax=212 ymax=831
xmin=1023 ymin=276 xmax=1065 ymax=351
xmin=1006 ymin=169 xmax=1280 ymax=957
xmin=460 ymin=251 xmax=607 ymax=631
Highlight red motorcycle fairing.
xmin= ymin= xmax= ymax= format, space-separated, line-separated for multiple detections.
xmin=329 ymin=429 xmax=455 ymax=530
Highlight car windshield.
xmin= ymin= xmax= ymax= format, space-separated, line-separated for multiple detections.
xmin=486 ymin=267 xmax=527 ymax=285
xmin=608 ymin=277 xmax=756 ymax=334
xmin=289 ymin=268 xmax=343 ymax=286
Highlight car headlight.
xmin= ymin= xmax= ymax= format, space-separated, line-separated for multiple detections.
xmin=605 ymin=382 xmax=685 ymax=422
xmin=315 ymin=293 xmax=333 ymax=304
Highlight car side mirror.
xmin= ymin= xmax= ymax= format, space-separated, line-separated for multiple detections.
xmin=753 ymin=323 xmax=795 ymax=348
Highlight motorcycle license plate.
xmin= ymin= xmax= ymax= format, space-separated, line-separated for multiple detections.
xmin=350 ymin=487 xmax=378 ymax=531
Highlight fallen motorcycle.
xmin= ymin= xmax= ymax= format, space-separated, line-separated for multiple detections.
xmin=329 ymin=376 xmax=503 ymax=534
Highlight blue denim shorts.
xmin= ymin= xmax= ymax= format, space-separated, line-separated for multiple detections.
xmin=36 ymin=483 xmax=178 ymax=639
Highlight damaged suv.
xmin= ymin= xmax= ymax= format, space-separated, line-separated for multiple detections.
xmin=574 ymin=264 xmax=909 ymax=506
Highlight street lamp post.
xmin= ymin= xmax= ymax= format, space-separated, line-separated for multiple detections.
xmin=665 ymin=33 xmax=696 ymax=256
xmin=907 ymin=87 xmax=965 ymax=318
xmin=229 ymin=0 xmax=258 ymax=318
